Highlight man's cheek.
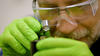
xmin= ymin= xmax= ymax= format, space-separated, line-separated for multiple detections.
xmin=68 ymin=25 xmax=90 ymax=39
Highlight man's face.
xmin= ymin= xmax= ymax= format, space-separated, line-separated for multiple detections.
xmin=34 ymin=0 xmax=100 ymax=46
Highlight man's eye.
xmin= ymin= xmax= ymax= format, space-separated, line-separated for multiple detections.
xmin=38 ymin=10 xmax=58 ymax=20
xmin=66 ymin=5 xmax=92 ymax=19
xmin=68 ymin=7 xmax=84 ymax=15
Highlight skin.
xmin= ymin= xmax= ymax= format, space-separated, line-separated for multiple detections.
xmin=37 ymin=0 xmax=100 ymax=47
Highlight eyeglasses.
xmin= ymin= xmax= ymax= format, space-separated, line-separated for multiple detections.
xmin=33 ymin=1 xmax=94 ymax=20
xmin=33 ymin=1 xmax=89 ymax=10
xmin=32 ymin=0 xmax=98 ymax=34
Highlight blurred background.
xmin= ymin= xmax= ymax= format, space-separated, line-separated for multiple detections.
xmin=0 ymin=0 xmax=33 ymax=34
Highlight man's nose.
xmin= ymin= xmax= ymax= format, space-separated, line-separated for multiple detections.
xmin=56 ymin=10 xmax=78 ymax=34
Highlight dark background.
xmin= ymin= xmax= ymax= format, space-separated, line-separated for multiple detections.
xmin=90 ymin=37 xmax=100 ymax=56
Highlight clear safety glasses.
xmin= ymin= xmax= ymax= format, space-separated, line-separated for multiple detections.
xmin=32 ymin=0 xmax=98 ymax=31
xmin=33 ymin=0 xmax=98 ymax=19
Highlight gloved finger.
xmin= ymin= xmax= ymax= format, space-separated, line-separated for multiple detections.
xmin=24 ymin=17 xmax=41 ymax=33
xmin=0 ymin=35 xmax=4 ymax=47
xmin=16 ymin=19 xmax=38 ymax=42
xmin=3 ymin=28 xmax=26 ymax=54
xmin=8 ymin=20 xmax=30 ymax=50
xmin=36 ymin=37 xmax=86 ymax=50
xmin=3 ymin=46 xmax=31 ymax=56
xmin=34 ymin=48 xmax=74 ymax=56
xmin=34 ymin=46 xmax=93 ymax=56
xmin=2 ymin=46 xmax=24 ymax=56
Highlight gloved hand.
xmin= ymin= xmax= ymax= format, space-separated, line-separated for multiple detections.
xmin=33 ymin=37 xmax=93 ymax=56
xmin=0 ymin=16 xmax=41 ymax=56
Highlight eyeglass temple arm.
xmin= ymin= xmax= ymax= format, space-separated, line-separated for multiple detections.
xmin=33 ymin=1 xmax=90 ymax=10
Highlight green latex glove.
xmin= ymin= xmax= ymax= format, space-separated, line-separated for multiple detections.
xmin=0 ymin=16 xmax=41 ymax=56
xmin=33 ymin=37 xmax=93 ymax=56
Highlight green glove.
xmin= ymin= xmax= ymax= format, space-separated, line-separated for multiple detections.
xmin=33 ymin=37 xmax=93 ymax=56
xmin=0 ymin=16 xmax=41 ymax=56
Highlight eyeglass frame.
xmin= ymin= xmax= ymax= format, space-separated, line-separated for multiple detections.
xmin=32 ymin=0 xmax=98 ymax=31
xmin=33 ymin=1 xmax=90 ymax=10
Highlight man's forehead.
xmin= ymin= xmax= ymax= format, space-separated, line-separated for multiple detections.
xmin=39 ymin=0 xmax=71 ymax=3
xmin=38 ymin=0 xmax=87 ymax=4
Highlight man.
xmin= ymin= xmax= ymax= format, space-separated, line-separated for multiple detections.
xmin=0 ymin=0 xmax=100 ymax=56
xmin=33 ymin=0 xmax=100 ymax=46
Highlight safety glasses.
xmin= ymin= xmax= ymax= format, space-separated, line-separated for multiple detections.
xmin=33 ymin=0 xmax=98 ymax=19
xmin=32 ymin=0 xmax=98 ymax=31
xmin=33 ymin=1 xmax=89 ymax=10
